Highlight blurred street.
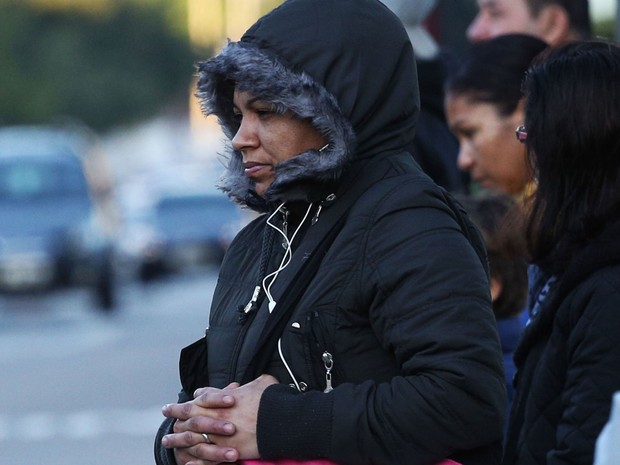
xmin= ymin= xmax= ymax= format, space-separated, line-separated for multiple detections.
xmin=0 ymin=267 xmax=218 ymax=465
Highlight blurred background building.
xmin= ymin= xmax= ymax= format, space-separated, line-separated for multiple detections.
xmin=0 ymin=0 xmax=618 ymax=291
xmin=2 ymin=0 xmax=617 ymax=136
xmin=3 ymin=0 xmax=616 ymax=135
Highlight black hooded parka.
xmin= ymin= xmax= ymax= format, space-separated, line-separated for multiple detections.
xmin=155 ymin=1 xmax=506 ymax=464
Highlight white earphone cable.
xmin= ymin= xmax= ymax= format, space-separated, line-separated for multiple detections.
xmin=278 ymin=337 xmax=301 ymax=391
xmin=263 ymin=202 xmax=314 ymax=312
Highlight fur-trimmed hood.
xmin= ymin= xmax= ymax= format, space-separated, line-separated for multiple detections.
xmin=197 ymin=0 xmax=420 ymax=211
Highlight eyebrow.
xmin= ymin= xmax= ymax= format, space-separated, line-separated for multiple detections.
xmin=248 ymin=97 xmax=275 ymax=111
xmin=233 ymin=95 xmax=265 ymax=111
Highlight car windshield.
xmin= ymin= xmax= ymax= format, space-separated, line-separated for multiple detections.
xmin=0 ymin=158 xmax=89 ymax=199
xmin=154 ymin=194 xmax=238 ymax=236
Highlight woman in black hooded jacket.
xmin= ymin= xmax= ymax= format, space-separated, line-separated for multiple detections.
xmin=154 ymin=1 xmax=506 ymax=464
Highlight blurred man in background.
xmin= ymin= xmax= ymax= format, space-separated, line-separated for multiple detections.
xmin=382 ymin=0 xmax=469 ymax=193
xmin=467 ymin=0 xmax=591 ymax=45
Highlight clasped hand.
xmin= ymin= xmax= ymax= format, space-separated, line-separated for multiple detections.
xmin=161 ymin=374 xmax=278 ymax=465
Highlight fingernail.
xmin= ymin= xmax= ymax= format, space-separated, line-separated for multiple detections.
xmin=225 ymin=449 xmax=237 ymax=461
xmin=223 ymin=395 xmax=234 ymax=404
xmin=161 ymin=404 xmax=169 ymax=413
xmin=161 ymin=436 xmax=169 ymax=447
xmin=223 ymin=422 xmax=234 ymax=433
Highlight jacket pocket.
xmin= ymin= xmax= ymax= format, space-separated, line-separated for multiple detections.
xmin=179 ymin=334 xmax=209 ymax=395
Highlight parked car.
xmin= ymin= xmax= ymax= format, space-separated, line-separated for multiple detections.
xmin=0 ymin=125 xmax=118 ymax=310
xmin=130 ymin=190 xmax=246 ymax=281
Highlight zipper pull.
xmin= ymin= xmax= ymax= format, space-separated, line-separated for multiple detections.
xmin=311 ymin=204 xmax=323 ymax=225
xmin=281 ymin=208 xmax=289 ymax=249
xmin=312 ymin=193 xmax=337 ymax=225
xmin=322 ymin=351 xmax=334 ymax=393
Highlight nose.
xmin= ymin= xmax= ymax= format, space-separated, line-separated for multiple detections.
xmin=466 ymin=15 xmax=488 ymax=43
xmin=457 ymin=144 xmax=475 ymax=171
xmin=231 ymin=117 xmax=258 ymax=153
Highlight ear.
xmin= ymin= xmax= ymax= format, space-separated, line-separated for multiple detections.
xmin=536 ymin=4 xmax=570 ymax=45
xmin=509 ymin=98 xmax=526 ymax=128
xmin=490 ymin=276 xmax=503 ymax=303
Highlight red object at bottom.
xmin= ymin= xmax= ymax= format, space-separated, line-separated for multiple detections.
xmin=242 ymin=459 xmax=461 ymax=465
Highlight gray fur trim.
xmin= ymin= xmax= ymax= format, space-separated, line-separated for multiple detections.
xmin=196 ymin=42 xmax=356 ymax=210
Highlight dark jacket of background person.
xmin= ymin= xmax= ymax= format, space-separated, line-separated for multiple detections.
xmin=455 ymin=193 xmax=528 ymax=434
xmin=502 ymin=41 xmax=620 ymax=465
xmin=409 ymin=55 xmax=469 ymax=193
xmin=504 ymin=221 xmax=620 ymax=465
xmin=381 ymin=0 xmax=469 ymax=193
xmin=154 ymin=1 xmax=506 ymax=464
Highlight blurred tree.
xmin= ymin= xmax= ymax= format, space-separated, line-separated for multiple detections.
xmin=594 ymin=17 xmax=617 ymax=39
xmin=0 ymin=2 xmax=197 ymax=132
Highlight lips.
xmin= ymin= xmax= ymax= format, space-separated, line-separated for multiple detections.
xmin=243 ymin=162 xmax=270 ymax=177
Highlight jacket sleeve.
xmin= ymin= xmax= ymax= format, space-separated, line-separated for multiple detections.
xmin=258 ymin=186 xmax=506 ymax=465
xmin=154 ymin=417 xmax=177 ymax=465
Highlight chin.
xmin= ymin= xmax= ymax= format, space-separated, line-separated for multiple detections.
xmin=254 ymin=185 xmax=269 ymax=197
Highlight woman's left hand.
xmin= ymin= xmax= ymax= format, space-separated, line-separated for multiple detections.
xmin=162 ymin=383 xmax=240 ymax=464
xmin=195 ymin=374 xmax=278 ymax=459
xmin=162 ymin=375 xmax=278 ymax=460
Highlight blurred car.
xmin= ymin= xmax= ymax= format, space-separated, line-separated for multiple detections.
xmin=127 ymin=190 xmax=246 ymax=281
xmin=0 ymin=125 xmax=118 ymax=310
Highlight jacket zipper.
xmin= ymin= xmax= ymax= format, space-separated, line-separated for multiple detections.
xmin=228 ymin=303 xmax=259 ymax=384
xmin=322 ymin=351 xmax=334 ymax=392
xmin=312 ymin=193 xmax=337 ymax=225
xmin=308 ymin=310 xmax=342 ymax=392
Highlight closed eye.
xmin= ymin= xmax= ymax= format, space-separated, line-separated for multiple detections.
xmin=453 ymin=127 xmax=475 ymax=140
xmin=255 ymin=109 xmax=275 ymax=118
xmin=251 ymin=100 xmax=285 ymax=118
xmin=232 ymin=108 xmax=242 ymax=123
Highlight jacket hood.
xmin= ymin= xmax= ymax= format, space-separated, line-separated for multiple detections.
xmin=197 ymin=0 xmax=419 ymax=211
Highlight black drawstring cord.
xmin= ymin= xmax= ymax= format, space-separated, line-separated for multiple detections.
xmin=237 ymin=221 xmax=276 ymax=324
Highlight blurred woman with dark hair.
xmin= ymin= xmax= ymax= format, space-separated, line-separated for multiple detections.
xmin=445 ymin=34 xmax=547 ymax=198
xmin=503 ymin=40 xmax=620 ymax=465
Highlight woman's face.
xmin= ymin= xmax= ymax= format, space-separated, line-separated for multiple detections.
xmin=231 ymin=89 xmax=327 ymax=197
xmin=445 ymin=93 xmax=530 ymax=196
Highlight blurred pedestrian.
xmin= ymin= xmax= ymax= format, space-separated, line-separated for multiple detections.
xmin=455 ymin=192 xmax=528 ymax=434
xmin=444 ymin=34 xmax=548 ymax=198
xmin=467 ymin=0 xmax=591 ymax=45
xmin=153 ymin=0 xmax=507 ymax=464
xmin=503 ymin=40 xmax=620 ymax=465
xmin=382 ymin=0 xmax=469 ymax=193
